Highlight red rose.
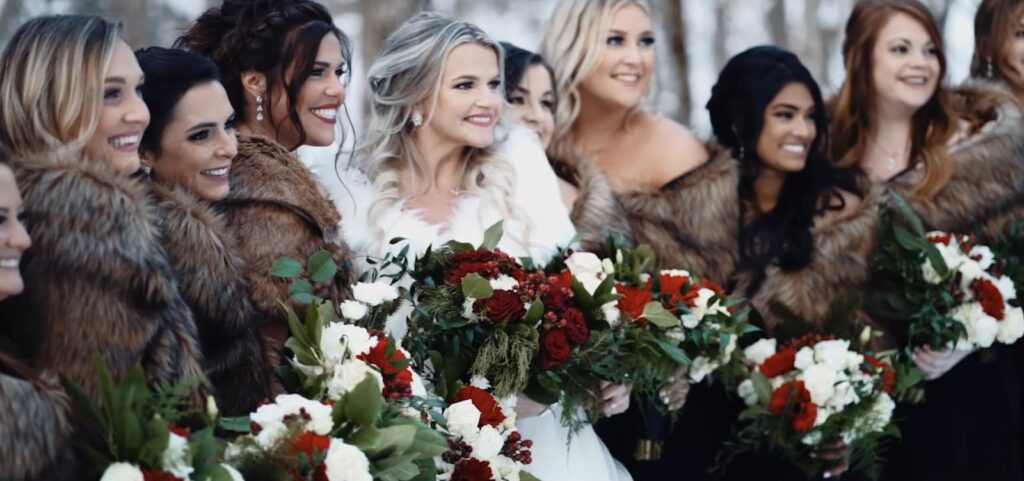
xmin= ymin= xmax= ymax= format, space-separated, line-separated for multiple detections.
xmin=357 ymin=335 xmax=408 ymax=376
xmin=446 ymin=262 xmax=499 ymax=284
xmin=759 ymin=348 xmax=797 ymax=377
xmin=473 ymin=289 xmax=526 ymax=323
xmin=292 ymin=431 xmax=331 ymax=456
xmin=657 ymin=272 xmax=691 ymax=308
xmin=563 ymin=308 xmax=589 ymax=344
xmin=538 ymin=328 xmax=571 ymax=370
xmin=142 ymin=471 xmax=183 ymax=481
xmin=768 ymin=380 xmax=817 ymax=433
xmin=615 ymin=284 xmax=653 ymax=320
xmin=451 ymin=458 xmax=495 ymax=481
xmin=971 ymin=277 xmax=1005 ymax=321
xmin=863 ymin=355 xmax=896 ymax=394
xmin=452 ymin=386 xmax=506 ymax=428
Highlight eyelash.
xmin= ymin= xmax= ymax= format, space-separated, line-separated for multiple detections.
xmin=0 ymin=212 xmax=29 ymax=225
xmin=507 ymin=95 xmax=524 ymax=105
xmin=607 ymin=36 xmax=655 ymax=46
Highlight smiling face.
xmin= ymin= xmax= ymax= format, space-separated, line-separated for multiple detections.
xmin=143 ymin=81 xmax=238 ymax=201
xmin=0 ymin=164 xmax=30 ymax=301
xmin=578 ymin=3 xmax=655 ymax=111
xmin=414 ymin=43 xmax=502 ymax=152
xmin=756 ymin=82 xmax=817 ymax=174
xmin=507 ymin=64 xmax=556 ymax=149
xmin=268 ymin=33 xmax=347 ymax=149
xmin=870 ymin=12 xmax=941 ymax=117
xmin=999 ymin=11 xmax=1024 ymax=91
xmin=83 ymin=39 xmax=150 ymax=174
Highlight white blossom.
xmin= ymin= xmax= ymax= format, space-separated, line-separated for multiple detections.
xmin=161 ymin=431 xmax=194 ymax=479
xmin=444 ymin=400 xmax=482 ymax=439
xmin=352 ymin=281 xmax=399 ymax=306
xmin=327 ymin=361 xmax=383 ymax=400
xmin=688 ymin=356 xmax=718 ymax=383
xmin=340 ymin=300 xmax=369 ymax=321
xmin=743 ymin=338 xmax=777 ymax=365
xmin=490 ymin=275 xmax=519 ymax=291
xmin=998 ymin=306 xmax=1024 ymax=344
xmin=468 ymin=425 xmax=504 ymax=461
xmin=737 ymin=379 xmax=758 ymax=406
xmin=323 ymin=439 xmax=373 ymax=481
xmin=794 ymin=346 xmax=815 ymax=371
xmin=99 ymin=463 xmax=144 ymax=481
xmin=813 ymin=339 xmax=851 ymax=371
xmin=601 ymin=302 xmax=621 ymax=327
xmin=800 ymin=364 xmax=838 ymax=406
xmin=565 ymin=252 xmax=604 ymax=277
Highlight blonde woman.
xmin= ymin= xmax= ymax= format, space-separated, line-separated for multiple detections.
xmin=325 ymin=13 xmax=630 ymax=481
xmin=0 ymin=16 xmax=206 ymax=404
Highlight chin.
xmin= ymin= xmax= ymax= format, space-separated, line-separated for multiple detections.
xmin=465 ymin=134 xmax=494 ymax=149
xmin=0 ymin=277 xmax=24 ymax=299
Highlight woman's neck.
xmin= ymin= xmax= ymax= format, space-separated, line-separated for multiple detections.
xmin=862 ymin=103 xmax=915 ymax=182
xmin=573 ymin=93 xmax=633 ymax=158
xmin=752 ymin=168 xmax=786 ymax=213
xmin=405 ymin=133 xmax=463 ymax=196
xmin=237 ymin=121 xmax=297 ymax=152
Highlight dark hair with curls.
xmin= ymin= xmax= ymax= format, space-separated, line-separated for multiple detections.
xmin=135 ymin=47 xmax=223 ymax=156
xmin=175 ymin=0 xmax=351 ymax=149
xmin=971 ymin=0 xmax=1024 ymax=86
xmin=501 ymin=42 xmax=558 ymax=112
xmin=707 ymin=45 xmax=862 ymax=275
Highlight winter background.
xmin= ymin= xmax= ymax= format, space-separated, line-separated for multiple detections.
xmin=0 ymin=0 xmax=979 ymax=165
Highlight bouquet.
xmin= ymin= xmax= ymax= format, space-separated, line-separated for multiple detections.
xmin=437 ymin=383 xmax=535 ymax=481
xmin=723 ymin=334 xmax=898 ymax=479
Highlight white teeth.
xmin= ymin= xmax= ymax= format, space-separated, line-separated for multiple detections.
xmin=782 ymin=144 xmax=806 ymax=153
xmin=614 ymin=74 xmax=640 ymax=83
xmin=109 ymin=134 xmax=140 ymax=148
xmin=902 ymin=77 xmax=927 ymax=85
xmin=465 ymin=116 xmax=492 ymax=124
xmin=0 ymin=258 xmax=18 ymax=269
xmin=201 ymin=167 xmax=229 ymax=176
xmin=311 ymin=108 xmax=337 ymax=120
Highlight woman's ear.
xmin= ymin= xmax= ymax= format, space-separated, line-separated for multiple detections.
xmin=240 ymin=70 xmax=267 ymax=100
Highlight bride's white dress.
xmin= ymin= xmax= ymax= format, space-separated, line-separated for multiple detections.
xmin=307 ymin=127 xmax=632 ymax=481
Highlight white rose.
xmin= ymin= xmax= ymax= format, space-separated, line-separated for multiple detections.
xmin=689 ymin=356 xmax=718 ymax=383
xmin=958 ymin=262 xmax=988 ymax=296
xmin=99 ymin=463 xmax=144 ymax=481
xmin=320 ymin=323 xmax=374 ymax=364
xmin=352 ymin=281 xmax=399 ymax=306
xmin=490 ymin=275 xmax=519 ymax=291
xmin=254 ymin=421 xmax=288 ymax=450
xmin=444 ymin=400 xmax=482 ymax=438
xmin=565 ymin=252 xmax=604 ymax=277
xmin=950 ymin=303 xmax=988 ymax=349
xmin=162 ymin=431 xmax=194 ymax=479
xmin=794 ymin=347 xmax=815 ymax=371
xmin=737 ymin=379 xmax=758 ymax=406
xmin=813 ymin=340 xmax=851 ymax=371
xmin=969 ymin=245 xmax=995 ymax=270
xmin=800 ymin=364 xmax=838 ymax=406
xmin=220 ymin=464 xmax=245 ymax=481
xmin=827 ymin=380 xmax=860 ymax=410
xmin=998 ymin=307 xmax=1024 ymax=344
xmin=743 ymin=338 xmax=777 ymax=366
xmin=273 ymin=394 xmax=334 ymax=435
xmin=468 ymin=425 xmax=504 ymax=461
xmin=340 ymin=300 xmax=369 ymax=321
xmin=845 ymin=352 xmax=865 ymax=372
xmin=971 ymin=312 xmax=999 ymax=349
xmin=601 ymin=302 xmax=621 ymax=327
xmin=996 ymin=275 xmax=1018 ymax=301
xmin=323 ymin=439 xmax=373 ymax=481
xmin=491 ymin=455 xmax=521 ymax=481
xmin=577 ymin=273 xmax=604 ymax=295
xmin=327 ymin=361 xmax=384 ymax=401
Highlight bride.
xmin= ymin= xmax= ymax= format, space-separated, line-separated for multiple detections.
xmin=313 ymin=12 xmax=632 ymax=481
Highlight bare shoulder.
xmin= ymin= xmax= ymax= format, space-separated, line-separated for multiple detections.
xmin=634 ymin=114 xmax=709 ymax=186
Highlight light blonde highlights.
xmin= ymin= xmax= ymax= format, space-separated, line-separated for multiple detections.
xmin=0 ymin=15 xmax=121 ymax=160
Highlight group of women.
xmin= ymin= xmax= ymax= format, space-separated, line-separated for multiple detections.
xmin=1 ymin=0 xmax=1023 ymax=480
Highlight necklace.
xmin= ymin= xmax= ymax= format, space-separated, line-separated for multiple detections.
xmin=871 ymin=138 xmax=910 ymax=179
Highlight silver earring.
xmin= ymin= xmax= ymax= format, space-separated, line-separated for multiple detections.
xmin=256 ymin=95 xmax=264 ymax=122
xmin=410 ymin=111 xmax=423 ymax=128
xmin=738 ymin=144 xmax=745 ymax=160
xmin=141 ymin=165 xmax=152 ymax=178
xmin=986 ymin=58 xmax=994 ymax=79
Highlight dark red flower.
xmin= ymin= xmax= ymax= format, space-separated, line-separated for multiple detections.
xmin=446 ymin=262 xmax=500 ymax=284
xmin=615 ymin=283 xmax=653 ymax=320
xmin=656 ymin=272 xmax=691 ymax=308
xmin=473 ymin=289 xmax=526 ymax=323
xmin=538 ymin=328 xmax=571 ymax=371
xmin=142 ymin=471 xmax=183 ymax=481
xmin=971 ymin=277 xmax=1006 ymax=321
xmin=863 ymin=355 xmax=896 ymax=394
xmin=292 ymin=431 xmax=331 ymax=456
xmin=759 ymin=348 xmax=797 ymax=377
xmin=451 ymin=458 xmax=495 ymax=481
xmin=358 ymin=336 xmax=407 ymax=376
xmin=452 ymin=386 xmax=506 ymax=428
xmin=168 ymin=425 xmax=190 ymax=439
xmin=563 ymin=308 xmax=589 ymax=344
xmin=928 ymin=233 xmax=953 ymax=245
xmin=768 ymin=380 xmax=817 ymax=433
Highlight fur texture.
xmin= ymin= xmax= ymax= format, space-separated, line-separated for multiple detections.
xmin=149 ymin=183 xmax=278 ymax=415
xmin=550 ymin=149 xmax=633 ymax=252
xmin=890 ymin=82 xmax=1024 ymax=237
xmin=732 ymin=187 xmax=881 ymax=331
xmin=215 ymin=135 xmax=354 ymax=346
xmin=616 ymin=143 xmax=740 ymax=284
xmin=0 ymin=366 xmax=73 ymax=481
xmin=0 ymin=154 xmax=206 ymax=401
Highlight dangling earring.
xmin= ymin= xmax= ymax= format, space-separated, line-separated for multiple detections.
xmin=738 ymin=144 xmax=745 ymax=160
xmin=256 ymin=95 xmax=265 ymax=122
xmin=986 ymin=57 xmax=995 ymax=79
xmin=410 ymin=111 xmax=423 ymax=128
xmin=141 ymin=165 xmax=152 ymax=179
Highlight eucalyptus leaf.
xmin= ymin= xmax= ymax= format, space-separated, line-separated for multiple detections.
xmin=461 ymin=273 xmax=494 ymax=299
xmin=345 ymin=375 xmax=384 ymax=426
xmin=524 ymin=299 xmax=544 ymax=323
xmin=641 ymin=302 xmax=681 ymax=329
xmin=481 ymin=221 xmax=504 ymax=250
xmin=308 ymin=250 xmax=339 ymax=282
xmin=270 ymin=257 xmax=303 ymax=278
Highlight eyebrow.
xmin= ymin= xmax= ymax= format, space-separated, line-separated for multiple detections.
xmin=187 ymin=122 xmax=217 ymax=133
xmin=512 ymin=85 xmax=530 ymax=95
xmin=609 ymin=29 xmax=654 ymax=36
xmin=772 ymin=103 xmax=800 ymax=110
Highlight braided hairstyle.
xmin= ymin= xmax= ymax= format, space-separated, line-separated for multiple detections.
xmin=175 ymin=0 xmax=351 ymax=148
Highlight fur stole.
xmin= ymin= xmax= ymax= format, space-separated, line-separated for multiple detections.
xmin=616 ymin=142 xmax=740 ymax=285
xmin=0 ymin=154 xmax=206 ymax=400
xmin=889 ymin=82 xmax=1024 ymax=237
xmin=549 ymin=148 xmax=633 ymax=252
xmin=148 ymin=183 xmax=278 ymax=415
xmin=0 ymin=366 xmax=73 ymax=481
xmin=732 ymin=187 xmax=881 ymax=331
xmin=215 ymin=135 xmax=355 ymax=346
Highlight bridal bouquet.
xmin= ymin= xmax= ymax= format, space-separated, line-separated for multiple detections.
xmin=437 ymin=383 xmax=535 ymax=481
xmin=872 ymin=196 xmax=1024 ymax=351
xmin=725 ymin=334 xmax=898 ymax=479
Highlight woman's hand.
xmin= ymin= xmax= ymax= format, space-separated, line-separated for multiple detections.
xmin=816 ymin=440 xmax=852 ymax=478
xmin=600 ymin=381 xmax=632 ymax=417
xmin=514 ymin=393 xmax=549 ymax=419
xmin=912 ymin=346 xmax=973 ymax=380
xmin=659 ymin=366 xmax=691 ymax=411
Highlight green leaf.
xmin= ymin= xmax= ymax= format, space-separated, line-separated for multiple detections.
xmin=372 ymin=454 xmax=422 ymax=481
xmin=218 ymin=416 xmax=253 ymax=433
xmin=290 ymin=292 xmax=317 ymax=304
xmin=520 ymin=472 xmax=543 ymax=481
xmin=524 ymin=299 xmax=544 ymax=323
xmin=481 ymin=221 xmax=504 ymax=250
xmin=654 ymin=337 xmax=691 ymax=365
xmin=347 ymin=425 xmax=382 ymax=451
xmin=751 ymin=371 xmax=772 ymax=405
xmin=290 ymin=279 xmax=314 ymax=296
xmin=271 ymin=257 xmax=303 ymax=278
xmin=308 ymin=250 xmax=339 ymax=282
xmin=461 ymin=273 xmax=494 ymax=299
xmin=641 ymin=302 xmax=680 ymax=329
xmin=344 ymin=375 xmax=384 ymax=426
xmin=375 ymin=424 xmax=419 ymax=454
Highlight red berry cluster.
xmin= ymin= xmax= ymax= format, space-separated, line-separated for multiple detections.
xmin=781 ymin=332 xmax=836 ymax=351
xmin=442 ymin=438 xmax=474 ymax=464
xmin=500 ymin=431 xmax=533 ymax=464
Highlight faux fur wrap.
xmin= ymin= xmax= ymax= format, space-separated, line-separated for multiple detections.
xmin=149 ymin=183 xmax=278 ymax=415
xmin=215 ymin=135 xmax=354 ymax=346
xmin=0 ymin=154 xmax=206 ymax=401
xmin=889 ymin=82 xmax=1024 ymax=237
xmin=733 ymin=187 xmax=882 ymax=331
xmin=616 ymin=143 xmax=740 ymax=284
xmin=0 ymin=368 xmax=73 ymax=481
xmin=550 ymin=150 xmax=634 ymax=252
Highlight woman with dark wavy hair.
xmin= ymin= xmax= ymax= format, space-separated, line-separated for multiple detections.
xmin=708 ymin=45 xmax=875 ymax=480
xmin=177 ymin=0 xmax=356 ymax=348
